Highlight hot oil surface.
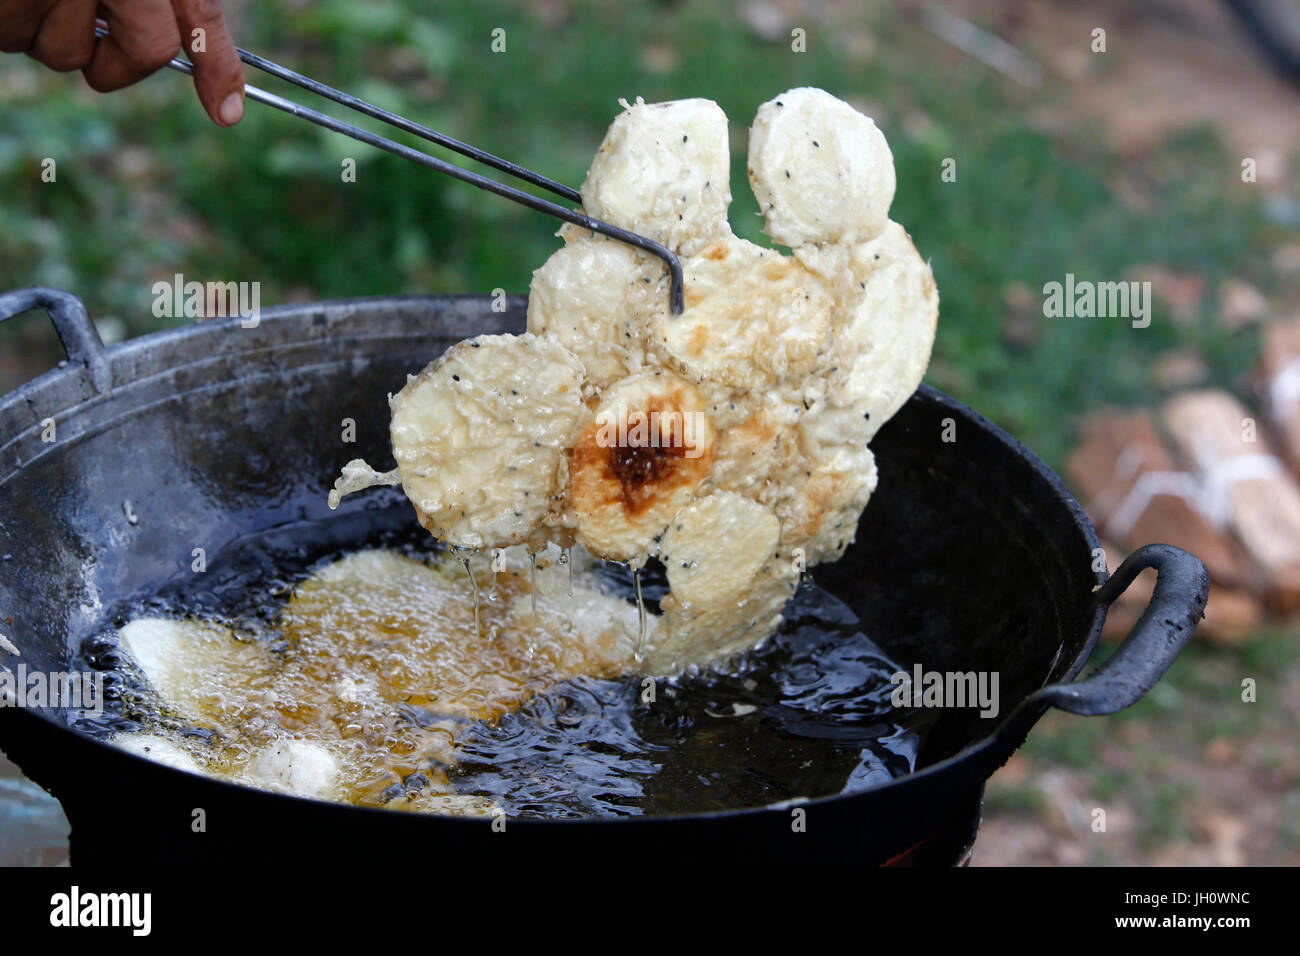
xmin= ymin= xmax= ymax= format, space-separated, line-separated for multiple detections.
xmin=455 ymin=584 xmax=923 ymax=817
xmin=73 ymin=503 xmax=926 ymax=818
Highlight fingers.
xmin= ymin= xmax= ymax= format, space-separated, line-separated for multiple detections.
xmin=0 ymin=0 xmax=59 ymax=54
xmin=82 ymin=0 xmax=182 ymax=94
xmin=172 ymin=0 xmax=245 ymax=126
xmin=6 ymin=0 xmax=244 ymax=127
xmin=27 ymin=0 xmax=97 ymax=72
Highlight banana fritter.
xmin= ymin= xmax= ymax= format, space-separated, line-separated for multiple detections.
xmin=333 ymin=87 xmax=938 ymax=674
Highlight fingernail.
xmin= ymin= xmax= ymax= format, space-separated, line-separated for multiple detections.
xmin=219 ymin=91 xmax=244 ymax=126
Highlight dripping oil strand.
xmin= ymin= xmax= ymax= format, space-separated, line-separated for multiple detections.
xmin=530 ymin=552 xmax=539 ymax=623
xmin=632 ymin=565 xmax=647 ymax=664
xmin=459 ymin=551 xmax=481 ymax=640
xmin=562 ymin=546 xmax=573 ymax=598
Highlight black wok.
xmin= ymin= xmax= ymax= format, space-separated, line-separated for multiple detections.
xmin=0 ymin=287 xmax=1208 ymax=866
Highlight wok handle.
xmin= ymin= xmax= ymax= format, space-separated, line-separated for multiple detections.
xmin=1032 ymin=543 xmax=1209 ymax=716
xmin=0 ymin=287 xmax=110 ymax=394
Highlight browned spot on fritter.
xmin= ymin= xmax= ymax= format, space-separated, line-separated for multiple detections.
xmin=688 ymin=322 xmax=711 ymax=354
xmin=609 ymin=397 xmax=695 ymax=516
xmin=762 ymin=261 xmax=791 ymax=281
xmin=607 ymin=441 xmax=689 ymax=515
xmin=788 ymin=471 xmax=835 ymax=542
xmin=738 ymin=411 xmax=777 ymax=448
xmin=571 ymin=388 xmax=715 ymax=520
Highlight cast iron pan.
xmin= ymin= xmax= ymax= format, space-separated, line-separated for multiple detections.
xmin=0 ymin=287 xmax=1208 ymax=866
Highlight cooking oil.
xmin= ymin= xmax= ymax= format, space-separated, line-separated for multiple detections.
xmin=70 ymin=507 xmax=924 ymax=818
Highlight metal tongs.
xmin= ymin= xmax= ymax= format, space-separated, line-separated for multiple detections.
xmin=94 ymin=23 xmax=685 ymax=314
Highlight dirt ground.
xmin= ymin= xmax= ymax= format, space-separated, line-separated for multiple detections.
xmin=938 ymin=0 xmax=1300 ymax=171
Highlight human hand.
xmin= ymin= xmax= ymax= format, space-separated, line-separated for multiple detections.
xmin=0 ymin=0 xmax=246 ymax=125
